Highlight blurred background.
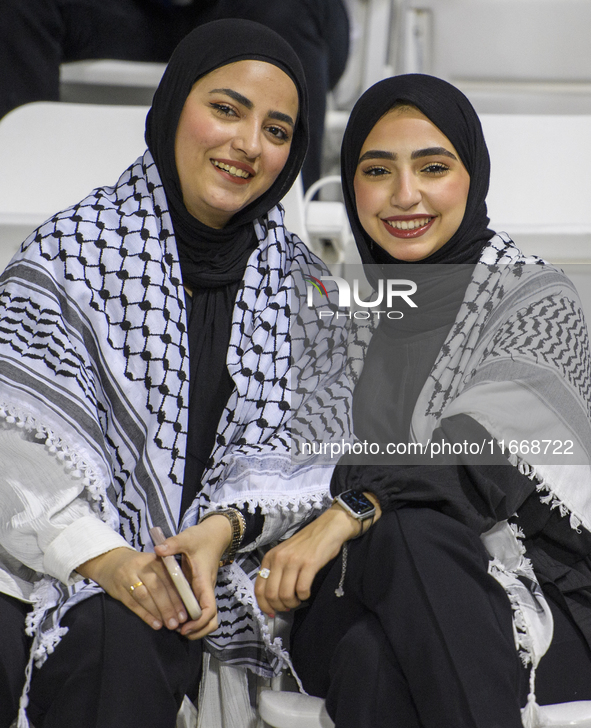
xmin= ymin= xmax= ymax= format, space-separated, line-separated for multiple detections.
xmin=2 ymin=0 xmax=591 ymax=297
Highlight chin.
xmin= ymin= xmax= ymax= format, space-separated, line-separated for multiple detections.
xmin=379 ymin=242 xmax=432 ymax=262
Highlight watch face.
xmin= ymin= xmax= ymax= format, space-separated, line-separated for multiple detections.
xmin=340 ymin=490 xmax=375 ymax=516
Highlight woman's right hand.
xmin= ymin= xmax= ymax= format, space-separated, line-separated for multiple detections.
xmin=77 ymin=547 xmax=189 ymax=632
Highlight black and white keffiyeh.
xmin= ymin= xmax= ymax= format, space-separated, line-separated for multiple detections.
xmin=421 ymin=235 xmax=591 ymax=699
xmin=340 ymin=73 xmax=591 ymax=724
xmin=0 ymin=151 xmax=351 ymax=723
xmin=346 ymin=233 xmax=591 ymax=724
xmin=342 ymin=71 xmax=591 ymax=567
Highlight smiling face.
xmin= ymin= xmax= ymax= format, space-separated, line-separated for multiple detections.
xmin=175 ymin=60 xmax=299 ymax=229
xmin=353 ymin=107 xmax=470 ymax=261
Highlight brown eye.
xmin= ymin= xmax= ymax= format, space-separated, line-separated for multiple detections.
xmin=267 ymin=125 xmax=290 ymax=142
xmin=361 ymin=166 xmax=389 ymax=177
xmin=422 ymin=163 xmax=449 ymax=175
xmin=211 ymin=103 xmax=237 ymax=117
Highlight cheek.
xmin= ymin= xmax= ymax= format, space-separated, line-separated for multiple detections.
xmin=353 ymin=177 xmax=381 ymax=227
xmin=260 ymin=143 xmax=291 ymax=188
xmin=176 ymin=111 xmax=224 ymax=165
xmin=438 ymin=176 xmax=470 ymax=221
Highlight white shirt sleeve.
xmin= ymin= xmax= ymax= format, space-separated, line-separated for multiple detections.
xmin=0 ymin=425 xmax=132 ymax=587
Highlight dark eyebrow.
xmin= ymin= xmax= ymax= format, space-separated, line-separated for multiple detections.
xmin=358 ymin=146 xmax=458 ymax=165
xmin=209 ymin=88 xmax=295 ymax=128
xmin=357 ymin=150 xmax=396 ymax=164
xmin=411 ymin=146 xmax=457 ymax=160
xmin=209 ymin=88 xmax=253 ymax=109
xmin=268 ymin=110 xmax=295 ymax=128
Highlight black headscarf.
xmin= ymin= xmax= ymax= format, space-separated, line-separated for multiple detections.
xmin=344 ymin=75 xmax=495 ymax=438
xmin=144 ymin=19 xmax=309 ymax=517
xmin=341 ymin=73 xmax=495 ymax=334
xmin=341 ymin=73 xmax=494 ymax=268
xmin=146 ymin=18 xmax=309 ymax=288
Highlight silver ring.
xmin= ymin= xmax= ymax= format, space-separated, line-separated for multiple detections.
xmin=258 ymin=568 xmax=271 ymax=580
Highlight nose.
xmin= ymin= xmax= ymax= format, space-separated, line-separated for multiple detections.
xmin=391 ymin=169 xmax=421 ymax=210
xmin=232 ymin=119 xmax=263 ymax=160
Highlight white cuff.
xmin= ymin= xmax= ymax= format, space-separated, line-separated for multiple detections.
xmin=43 ymin=516 xmax=133 ymax=585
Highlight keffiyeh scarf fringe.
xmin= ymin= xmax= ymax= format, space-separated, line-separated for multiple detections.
xmin=0 ymin=404 xmax=112 ymax=516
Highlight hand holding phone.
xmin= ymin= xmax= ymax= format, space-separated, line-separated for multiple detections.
xmin=149 ymin=526 xmax=202 ymax=620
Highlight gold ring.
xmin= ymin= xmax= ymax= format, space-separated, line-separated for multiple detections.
xmin=258 ymin=568 xmax=271 ymax=579
xmin=129 ymin=581 xmax=144 ymax=594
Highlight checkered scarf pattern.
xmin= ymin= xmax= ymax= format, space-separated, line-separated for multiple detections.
xmin=0 ymin=151 xmax=351 ymax=695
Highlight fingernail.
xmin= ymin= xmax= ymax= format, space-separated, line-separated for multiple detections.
xmin=159 ymin=543 xmax=169 ymax=551
xmin=267 ymin=612 xmax=275 ymax=619
xmin=168 ymin=618 xmax=179 ymax=629
xmin=178 ymin=611 xmax=187 ymax=622
xmin=153 ymin=620 xmax=162 ymax=629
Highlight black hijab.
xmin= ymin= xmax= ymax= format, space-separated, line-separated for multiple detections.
xmin=145 ymin=17 xmax=309 ymax=288
xmin=144 ymin=19 xmax=309 ymax=517
xmin=345 ymin=75 xmax=495 ymax=438
xmin=341 ymin=74 xmax=495 ymax=335
xmin=341 ymin=73 xmax=494 ymax=269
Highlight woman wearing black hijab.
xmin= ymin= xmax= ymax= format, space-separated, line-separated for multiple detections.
xmin=256 ymin=75 xmax=591 ymax=727
xmin=0 ymin=18 xmax=351 ymax=728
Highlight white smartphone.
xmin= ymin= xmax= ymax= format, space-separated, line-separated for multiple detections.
xmin=149 ymin=526 xmax=202 ymax=621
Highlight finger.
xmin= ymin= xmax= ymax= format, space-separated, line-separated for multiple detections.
xmin=154 ymin=531 xmax=191 ymax=559
xmin=117 ymin=588 xmax=164 ymax=630
xmin=129 ymin=571 xmax=184 ymax=630
xmin=276 ymin=564 xmax=303 ymax=611
xmin=294 ymin=563 xmax=320 ymax=603
xmin=178 ymin=602 xmax=216 ymax=637
xmin=255 ymin=559 xmax=278 ymax=615
xmin=128 ymin=604 xmax=165 ymax=630
xmin=255 ymin=581 xmax=274 ymax=617
xmin=155 ymin=562 xmax=191 ymax=624
xmin=183 ymin=611 xmax=219 ymax=640
xmin=178 ymin=574 xmax=216 ymax=637
xmin=256 ymin=564 xmax=294 ymax=614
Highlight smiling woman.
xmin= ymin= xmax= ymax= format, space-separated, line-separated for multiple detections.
xmin=0 ymin=18 xmax=351 ymax=728
xmin=174 ymin=60 xmax=298 ymax=228
xmin=256 ymin=73 xmax=591 ymax=728
xmin=353 ymin=106 xmax=470 ymax=261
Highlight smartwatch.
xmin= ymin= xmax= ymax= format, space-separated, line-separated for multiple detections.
xmin=333 ymin=490 xmax=376 ymax=538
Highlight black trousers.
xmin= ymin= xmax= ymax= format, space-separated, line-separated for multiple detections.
xmin=291 ymin=508 xmax=591 ymax=728
xmin=0 ymin=592 xmax=202 ymax=728
xmin=0 ymin=0 xmax=350 ymax=189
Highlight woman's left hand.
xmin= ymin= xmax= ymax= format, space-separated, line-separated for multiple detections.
xmin=154 ymin=516 xmax=232 ymax=640
xmin=255 ymin=493 xmax=382 ymax=616
xmin=255 ymin=506 xmax=359 ymax=616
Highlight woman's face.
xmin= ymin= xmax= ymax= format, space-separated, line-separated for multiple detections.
xmin=354 ymin=107 xmax=470 ymax=261
xmin=175 ymin=60 xmax=299 ymax=228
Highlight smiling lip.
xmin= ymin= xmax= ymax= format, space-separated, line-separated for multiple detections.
xmin=382 ymin=215 xmax=436 ymax=239
xmin=211 ymin=158 xmax=256 ymax=185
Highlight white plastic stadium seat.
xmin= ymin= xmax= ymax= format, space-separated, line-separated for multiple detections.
xmin=60 ymin=59 xmax=166 ymax=105
xmin=0 ymin=101 xmax=149 ymax=271
xmin=259 ymin=690 xmax=334 ymax=728
xmin=478 ymin=113 xmax=591 ymax=324
xmin=398 ymin=0 xmax=591 ymax=115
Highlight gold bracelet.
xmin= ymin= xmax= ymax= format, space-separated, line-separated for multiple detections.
xmin=200 ymin=508 xmax=246 ymax=566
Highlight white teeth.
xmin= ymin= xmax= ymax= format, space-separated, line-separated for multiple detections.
xmin=212 ymin=160 xmax=250 ymax=178
xmin=386 ymin=217 xmax=431 ymax=230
